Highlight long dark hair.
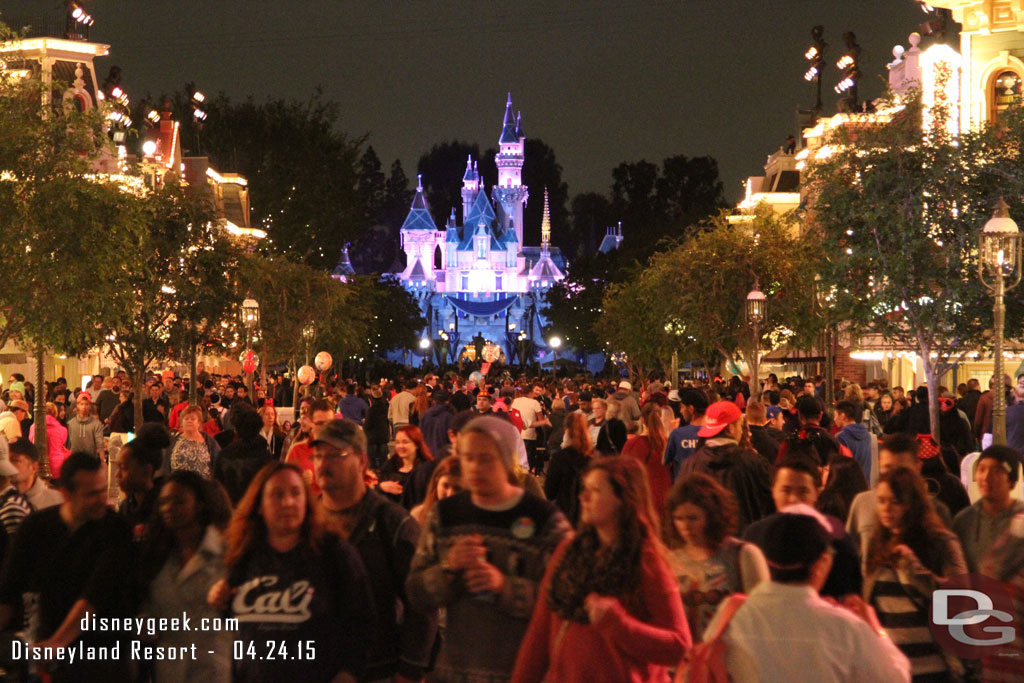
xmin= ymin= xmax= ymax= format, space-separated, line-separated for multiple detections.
xmin=866 ymin=467 xmax=948 ymax=575
xmin=224 ymin=461 xmax=326 ymax=570
xmin=547 ymin=456 xmax=664 ymax=622
xmin=139 ymin=471 xmax=232 ymax=582
xmin=815 ymin=458 xmax=868 ymax=522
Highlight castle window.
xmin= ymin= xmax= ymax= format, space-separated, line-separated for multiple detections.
xmin=991 ymin=70 xmax=1022 ymax=123
xmin=496 ymin=275 xmax=503 ymax=290
xmin=461 ymin=274 xmax=469 ymax=290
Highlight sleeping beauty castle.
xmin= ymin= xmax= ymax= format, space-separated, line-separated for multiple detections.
xmin=389 ymin=95 xmax=612 ymax=368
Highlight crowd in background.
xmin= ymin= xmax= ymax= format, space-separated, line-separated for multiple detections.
xmin=0 ymin=365 xmax=1020 ymax=682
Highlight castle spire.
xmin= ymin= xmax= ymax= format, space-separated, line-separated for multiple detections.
xmin=541 ymin=188 xmax=551 ymax=253
xmin=499 ymin=92 xmax=519 ymax=144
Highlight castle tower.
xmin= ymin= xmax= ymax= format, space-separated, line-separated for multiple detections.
xmin=492 ymin=93 xmax=529 ymax=245
xmin=399 ymin=175 xmax=441 ymax=288
xmin=461 ymin=155 xmax=479 ymax=224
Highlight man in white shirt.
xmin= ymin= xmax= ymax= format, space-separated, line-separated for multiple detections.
xmin=709 ymin=512 xmax=910 ymax=683
xmin=510 ymin=384 xmax=545 ymax=475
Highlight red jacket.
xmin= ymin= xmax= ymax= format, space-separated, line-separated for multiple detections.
xmin=622 ymin=435 xmax=672 ymax=514
xmin=512 ymin=537 xmax=691 ymax=683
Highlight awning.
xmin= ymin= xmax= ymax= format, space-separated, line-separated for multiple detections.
xmin=445 ymin=295 xmax=518 ymax=317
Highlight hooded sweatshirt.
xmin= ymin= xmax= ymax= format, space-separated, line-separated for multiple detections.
xmin=678 ymin=438 xmax=775 ymax=532
xmin=67 ymin=414 xmax=105 ymax=456
xmin=836 ymin=422 xmax=873 ymax=482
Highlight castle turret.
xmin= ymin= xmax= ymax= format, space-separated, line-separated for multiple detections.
xmin=461 ymin=155 xmax=479 ymax=223
xmin=400 ymin=175 xmax=440 ymax=288
xmin=492 ymin=93 xmax=529 ymax=245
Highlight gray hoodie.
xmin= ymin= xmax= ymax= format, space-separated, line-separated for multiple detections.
xmin=67 ymin=415 xmax=104 ymax=456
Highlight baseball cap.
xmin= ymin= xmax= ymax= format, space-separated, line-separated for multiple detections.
xmin=667 ymin=390 xmax=681 ymax=403
xmin=618 ymin=381 xmax=633 ymax=391
xmin=309 ymin=418 xmax=367 ymax=454
xmin=766 ymin=405 xmax=783 ymax=420
xmin=697 ymin=401 xmax=743 ymax=437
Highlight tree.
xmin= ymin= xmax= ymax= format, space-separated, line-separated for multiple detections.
xmin=417 ymin=141 xmax=481 ymax=228
xmin=0 ymin=39 xmax=143 ymax=472
xmin=610 ymin=156 xmax=727 ymax=254
xmin=162 ymin=185 xmax=241 ymax=406
xmin=567 ymin=192 xmax=615 ymax=259
xmin=103 ymin=179 xmax=239 ymax=428
xmin=350 ymin=152 xmax=412 ymax=273
xmin=805 ymin=87 xmax=1024 ymax=441
xmin=543 ymin=249 xmax=625 ymax=355
xmin=196 ymin=90 xmax=366 ymax=269
xmin=599 ymin=208 xmax=819 ymax=395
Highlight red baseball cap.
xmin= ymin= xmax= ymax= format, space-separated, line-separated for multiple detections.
xmin=698 ymin=401 xmax=743 ymax=438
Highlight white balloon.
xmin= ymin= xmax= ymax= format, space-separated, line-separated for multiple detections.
xmin=297 ymin=365 xmax=317 ymax=386
xmin=315 ymin=351 xmax=333 ymax=372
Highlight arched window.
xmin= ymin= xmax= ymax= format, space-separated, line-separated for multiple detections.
xmin=990 ymin=69 xmax=1022 ymax=122
xmin=434 ymin=245 xmax=442 ymax=270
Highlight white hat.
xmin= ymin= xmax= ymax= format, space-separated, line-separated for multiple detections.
xmin=618 ymin=381 xmax=633 ymax=391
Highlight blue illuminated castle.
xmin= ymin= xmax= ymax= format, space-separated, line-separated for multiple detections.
xmin=394 ymin=95 xmax=569 ymax=367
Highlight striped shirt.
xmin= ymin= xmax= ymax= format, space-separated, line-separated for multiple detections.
xmin=0 ymin=485 xmax=33 ymax=536
xmin=865 ymin=531 xmax=967 ymax=682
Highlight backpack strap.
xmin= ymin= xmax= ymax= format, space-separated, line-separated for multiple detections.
xmin=704 ymin=592 xmax=747 ymax=642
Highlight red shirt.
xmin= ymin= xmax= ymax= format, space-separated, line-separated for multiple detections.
xmin=285 ymin=440 xmax=320 ymax=495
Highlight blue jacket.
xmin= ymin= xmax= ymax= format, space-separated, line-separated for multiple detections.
xmin=837 ymin=422 xmax=872 ymax=482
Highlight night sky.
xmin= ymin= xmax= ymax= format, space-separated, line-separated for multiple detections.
xmin=9 ymin=0 xmax=942 ymax=202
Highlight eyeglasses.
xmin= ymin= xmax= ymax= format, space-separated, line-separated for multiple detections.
xmin=313 ymin=448 xmax=354 ymax=461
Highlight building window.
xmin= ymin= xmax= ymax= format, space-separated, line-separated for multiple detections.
xmin=461 ymin=274 xmax=469 ymax=290
xmin=496 ymin=275 xmax=502 ymax=290
xmin=991 ymin=70 xmax=1022 ymax=122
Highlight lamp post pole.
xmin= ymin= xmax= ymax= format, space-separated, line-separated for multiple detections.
xmin=241 ymin=294 xmax=260 ymax=402
xmin=980 ymin=198 xmax=1022 ymax=446
xmin=549 ymin=336 xmax=562 ymax=380
xmin=745 ymin=283 xmax=766 ymax=400
xmin=814 ymin=274 xmax=835 ymax=413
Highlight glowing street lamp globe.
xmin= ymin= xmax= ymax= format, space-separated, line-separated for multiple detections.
xmin=549 ymin=336 xmax=563 ymax=350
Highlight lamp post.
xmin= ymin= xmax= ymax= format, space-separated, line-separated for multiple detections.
xmin=745 ymin=283 xmax=766 ymax=399
xmin=979 ymin=198 xmax=1022 ymax=446
xmin=241 ymin=294 xmax=260 ymax=399
xmin=438 ymin=330 xmax=449 ymax=371
xmin=814 ymin=274 xmax=836 ymax=412
xmin=518 ymin=330 xmax=528 ymax=369
xmin=549 ymin=336 xmax=562 ymax=379
xmin=419 ymin=337 xmax=432 ymax=370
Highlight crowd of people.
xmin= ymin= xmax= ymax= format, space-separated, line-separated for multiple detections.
xmin=0 ymin=366 xmax=1020 ymax=682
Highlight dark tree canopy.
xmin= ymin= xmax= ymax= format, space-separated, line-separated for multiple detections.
xmin=417 ymin=140 xmax=482 ymax=228
xmin=194 ymin=90 xmax=366 ymax=269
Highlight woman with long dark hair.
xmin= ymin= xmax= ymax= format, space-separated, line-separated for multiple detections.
xmin=207 ymin=462 xmax=374 ymax=683
xmin=377 ymin=424 xmax=434 ymax=509
xmin=665 ymin=472 xmax=767 ymax=642
xmin=864 ymin=467 xmax=967 ymax=682
xmin=815 ymin=456 xmax=869 ymax=521
xmin=512 ymin=457 xmax=691 ymax=682
xmin=140 ymin=471 xmax=233 ymax=682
